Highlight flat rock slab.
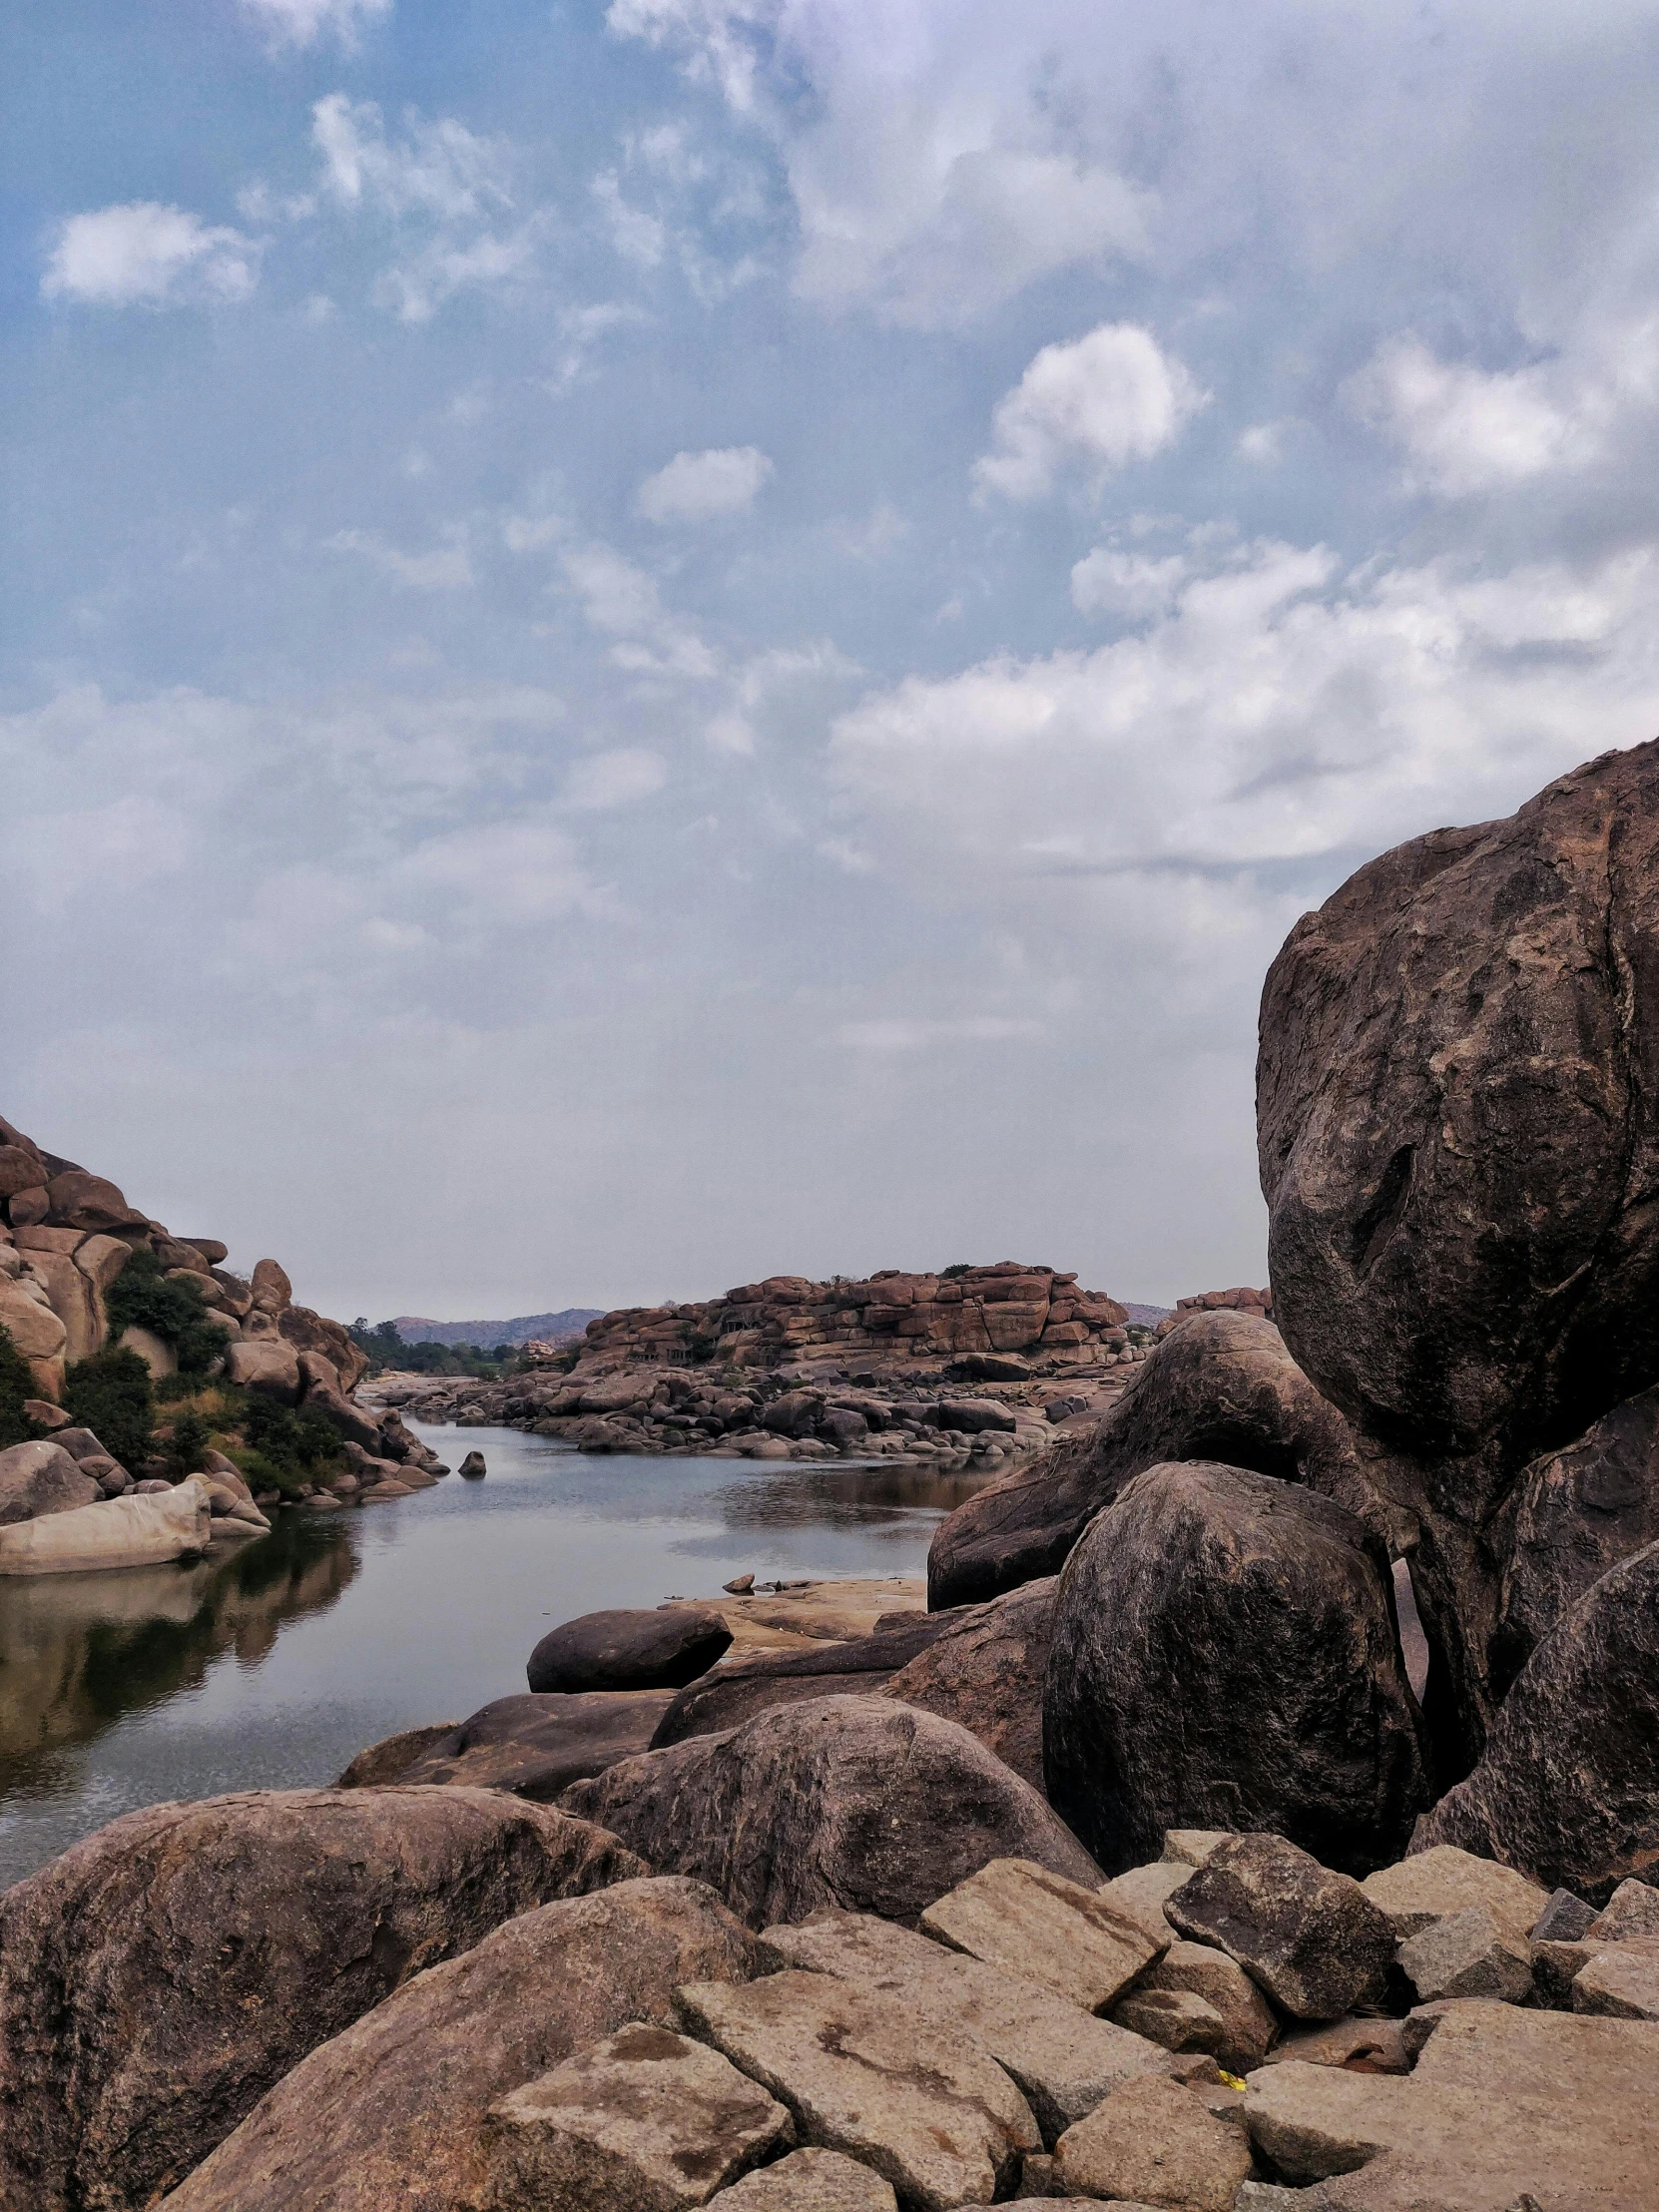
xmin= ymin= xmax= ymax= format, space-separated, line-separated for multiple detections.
xmin=1244 ymin=1997 xmax=1659 ymax=2210
xmin=528 ymin=1607 xmax=733 ymax=1694
xmin=1096 ymin=1860 xmax=1192 ymax=1947
xmin=1360 ymin=1843 xmax=1547 ymax=1942
xmin=1054 ymin=2073 xmax=1253 ymax=2211
xmin=674 ymin=1969 xmax=1039 ymax=2211
xmin=651 ymin=1617 xmax=950 ymax=1748
xmin=919 ymin=1856 xmax=1160 ymax=2010
xmin=1167 ymin=1833 xmax=1395 ymax=2020
xmin=1588 ymin=1878 xmax=1659 ymax=1942
xmin=484 ymin=2022 xmax=794 ymax=2209
xmin=157 ymin=1878 xmax=765 ymax=2212
xmin=397 ymin=1691 xmax=678 ymax=1800
xmin=760 ymin=1912 xmax=1182 ymax=2143
xmin=1573 ymin=1937 xmax=1659 ymax=2019
xmin=1261 ymin=2017 xmax=1410 ymax=2075
xmin=712 ymin=2146 xmax=897 ymax=2210
xmin=1395 ymin=1905 xmax=1532 ymax=2003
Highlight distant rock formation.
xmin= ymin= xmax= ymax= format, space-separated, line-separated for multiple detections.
xmin=389 ymin=1310 xmax=602 ymax=1351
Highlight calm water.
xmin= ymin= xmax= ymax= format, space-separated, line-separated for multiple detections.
xmin=0 ymin=1424 xmax=985 ymax=1889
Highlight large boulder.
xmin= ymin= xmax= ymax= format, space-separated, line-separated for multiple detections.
xmin=877 ymin=1576 xmax=1056 ymax=1790
xmin=0 ymin=1786 xmax=647 ymax=2212
xmin=926 ymin=1311 xmax=1373 ymax=1609
xmin=394 ymin=1691 xmax=679 ymax=1799
xmin=563 ymin=1694 xmax=1100 ymax=1928
xmin=224 ymin=1338 xmax=301 ymax=1403
xmin=1043 ymin=1461 xmax=1429 ymax=1877
xmin=650 ymin=1613 xmax=955 ymax=1747
xmin=43 ymin=1169 xmax=146 ymax=1234
xmin=156 ymin=1878 xmax=764 ymax=2212
xmin=1411 ymin=1537 xmax=1659 ymax=1904
xmin=526 ymin=1605 xmax=732 ymax=1694
xmin=0 ymin=1269 xmax=68 ymax=1396
xmin=0 ymin=1476 xmax=214 ymax=1575
xmin=0 ymin=1437 xmax=99 ymax=1524
xmin=1258 ymin=740 xmax=1659 ymax=1759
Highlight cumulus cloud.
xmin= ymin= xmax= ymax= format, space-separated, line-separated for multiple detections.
xmin=559 ymin=543 xmax=721 ymax=677
xmin=1347 ymin=337 xmax=1595 ymax=495
xmin=560 ymin=748 xmax=669 ymax=811
xmin=636 ymin=444 xmax=774 ymax=522
xmin=1070 ymin=547 xmax=1189 ymax=620
xmin=42 ymin=203 xmax=260 ymax=308
xmin=240 ymin=0 xmax=392 ymax=49
xmin=973 ymin=325 xmax=1208 ymax=502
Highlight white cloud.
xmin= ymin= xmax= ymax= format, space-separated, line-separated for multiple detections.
xmin=592 ymin=171 xmax=667 ymax=267
xmin=560 ymin=748 xmax=669 ymax=811
xmin=387 ymin=815 xmax=614 ymax=925
xmin=326 ymin=527 xmax=474 ymax=589
xmin=42 ymin=203 xmax=260 ymax=308
xmin=1070 ymin=548 xmax=1189 ymax=620
xmin=1347 ymin=337 xmax=1596 ymax=495
xmin=636 ymin=444 xmax=774 ymax=522
xmin=558 ymin=544 xmax=721 ymax=678
xmin=973 ymin=324 xmax=1209 ymax=502
xmin=240 ymin=0 xmax=392 ymax=49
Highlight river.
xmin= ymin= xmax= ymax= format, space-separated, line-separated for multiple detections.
xmin=0 ymin=1424 xmax=987 ymax=1889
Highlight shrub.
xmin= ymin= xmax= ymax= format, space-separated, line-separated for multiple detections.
xmin=940 ymin=1262 xmax=974 ymax=1280
xmin=167 ymin=1407 xmax=212 ymax=1475
xmin=105 ymin=1249 xmax=227 ymax=1375
xmin=63 ymin=1348 xmax=155 ymax=1468
xmin=0 ymin=1324 xmax=43 ymax=1448
xmin=241 ymin=1394 xmax=342 ymax=1480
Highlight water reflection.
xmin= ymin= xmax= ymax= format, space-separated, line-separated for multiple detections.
xmin=708 ymin=1462 xmax=992 ymax=1530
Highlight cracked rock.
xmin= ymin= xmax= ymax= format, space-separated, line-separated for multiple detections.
xmin=918 ymin=1856 xmax=1161 ymax=2011
xmin=1166 ymin=1833 xmax=1395 ymax=2021
xmin=1395 ymin=1905 xmax=1534 ymax=2004
xmin=1053 ymin=2073 xmax=1253 ymax=2211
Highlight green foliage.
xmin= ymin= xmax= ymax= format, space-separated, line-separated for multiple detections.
xmin=348 ymin=1315 xmax=504 ymax=1378
xmin=223 ymin=1444 xmax=301 ymax=1498
xmin=167 ymin=1407 xmax=212 ymax=1475
xmin=105 ymin=1249 xmax=227 ymax=1375
xmin=0 ymin=1324 xmax=44 ymax=1448
xmin=63 ymin=1348 xmax=155 ymax=1468
xmin=939 ymin=1263 xmax=974 ymax=1279
xmin=241 ymin=1393 xmax=342 ymax=1480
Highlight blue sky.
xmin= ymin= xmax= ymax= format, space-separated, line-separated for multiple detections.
xmin=8 ymin=0 xmax=1659 ymax=1320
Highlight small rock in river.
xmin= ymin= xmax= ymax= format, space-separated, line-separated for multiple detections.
xmin=459 ymin=1451 xmax=487 ymax=1478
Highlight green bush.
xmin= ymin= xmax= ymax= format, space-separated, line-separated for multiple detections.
xmin=939 ymin=1262 xmax=974 ymax=1280
xmin=105 ymin=1249 xmax=227 ymax=1375
xmin=167 ymin=1406 xmax=212 ymax=1475
xmin=0 ymin=1324 xmax=44 ymax=1448
xmin=241 ymin=1394 xmax=342 ymax=1480
xmin=223 ymin=1443 xmax=300 ymax=1498
xmin=62 ymin=1347 xmax=155 ymax=1468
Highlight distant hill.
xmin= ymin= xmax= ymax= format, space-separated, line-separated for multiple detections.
xmin=390 ymin=1310 xmax=601 ymax=1350
xmin=1123 ymin=1302 xmax=1173 ymax=1326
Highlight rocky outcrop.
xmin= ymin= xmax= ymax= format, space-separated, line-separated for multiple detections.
xmin=650 ymin=1613 xmax=956 ymax=1746
xmin=926 ymin=1310 xmax=1377 ymax=1609
xmin=876 ymin=1576 xmax=1055 ymax=1789
xmin=1165 ymin=1833 xmax=1397 ymax=2021
xmin=1257 ymin=740 xmax=1659 ymax=1762
xmin=1043 ymin=1462 xmax=1429 ymax=1876
xmin=526 ymin=1606 xmax=733 ymax=1695
xmin=0 ymin=1787 xmax=648 ymax=2212
xmin=0 ymin=1437 xmax=99 ymax=1523
xmin=157 ymin=1878 xmax=765 ymax=2212
xmin=0 ymin=1473 xmax=214 ymax=1576
xmin=562 ymin=1694 xmax=1101 ymax=1928
xmin=390 ymin=1691 xmax=680 ymax=1799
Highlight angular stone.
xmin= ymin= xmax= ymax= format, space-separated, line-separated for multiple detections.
xmin=919 ymin=1857 xmax=1160 ymax=2011
xmin=1097 ymin=1860 xmax=1192 ymax=1947
xmin=1530 ymin=1887 xmax=1596 ymax=1942
xmin=1123 ymin=1940 xmax=1279 ymax=2068
xmin=1262 ymin=2017 xmax=1410 ymax=2074
xmin=527 ymin=1607 xmax=733 ymax=1695
xmin=1572 ymin=1939 xmax=1659 ymax=2020
xmin=224 ymin=1338 xmax=302 ymax=1403
xmin=1165 ymin=1830 xmax=1234 ymax=1868
xmin=1530 ymin=1938 xmax=1597 ymax=2009
xmin=1360 ymin=1844 xmax=1547 ymax=1943
xmin=1395 ymin=1906 xmax=1533 ymax=2004
xmin=1053 ymin=2074 xmax=1253 ymax=2212
xmin=675 ymin=1969 xmax=1039 ymax=2211
xmin=651 ymin=1617 xmax=951 ymax=1747
xmin=759 ymin=1912 xmax=1181 ymax=2143
xmin=0 ymin=1789 xmax=649 ymax=2212
xmin=875 ymin=1576 xmax=1054 ymax=1788
xmin=155 ymin=1878 xmax=764 ymax=2212
xmin=1242 ymin=1998 xmax=1659 ymax=2209
xmin=564 ymin=1697 xmax=1099 ymax=1931
xmin=1111 ymin=1984 xmax=1229 ymax=2057
xmin=1167 ymin=1834 xmax=1395 ymax=2021
xmin=1046 ymin=1462 xmax=1428 ymax=1879
xmin=1588 ymin=1878 xmax=1659 ymax=1942
xmin=712 ymin=2147 xmax=897 ymax=2210
xmin=396 ymin=1692 xmax=678 ymax=1800
xmin=484 ymin=2023 xmax=794 ymax=2209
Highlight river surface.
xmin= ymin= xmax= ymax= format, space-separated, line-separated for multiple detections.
xmin=0 ymin=1424 xmax=987 ymax=1890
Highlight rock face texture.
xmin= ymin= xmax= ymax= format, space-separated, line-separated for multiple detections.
xmin=0 ymin=1437 xmax=99 ymax=1523
xmin=1257 ymin=741 xmax=1659 ymax=1761
xmin=1166 ymin=1833 xmax=1397 ymax=2021
xmin=158 ymin=1878 xmax=764 ymax=2212
xmin=651 ymin=1614 xmax=955 ymax=1748
xmin=393 ymin=1691 xmax=680 ymax=1800
xmin=0 ymin=1473 xmax=215 ymax=1575
xmin=562 ymin=1695 xmax=1100 ymax=1928
xmin=876 ymin=1576 xmax=1055 ymax=1789
xmin=1043 ymin=1461 xmax=1429 ymax=1877
xmin=526 ymin=1606 xmax=733 ymax=1695
xmin=1411 ymin=1536 xmax=1659 ymax=1902
xmin=0 ymin=1787 xmax=647 ymax=2212
xmin=927 ymin=1311 xmax=1374 ymax=1609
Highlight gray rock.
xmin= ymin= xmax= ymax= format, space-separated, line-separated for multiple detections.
xmin=919 ymin=1856 xmax=1160 ymax=2012
xmin=675 ymin=1969 xmax=1039 ymax=2211
xmin=876 ymin=1577 xmax=1054 ymax=1790
xmin=0 ymin=1787 xmax=648 ymax=2212
xmin=459 ymin=1450 xmax=487 ymax=1478
xmin=711 ymin=2146 xmax=896 ymax=2210
xmin=1360 ymin=1845 xmax=1548 ymax=1943
xmin=1043 ymin=1462 xmax=1429 ymax=1877
xmin=1587 ymin=1879 xmax=1659 ymax=1942
xmin=397 ymin=1692 xmax=678 ymax=1801
xmin=483 ymin=2022 xmax=794 ymax=2209
xmin=1166 ymin=1833 xmax=1396 ymax=2021
xmin=1530 ymin=1887 xmax=1597 ymax=1942
xmin=1117 ymin=1941 xmax=1278 ymax=2069
xmin=651 ymin=1617 xmax=953 ymax=1748
xmin=528 ymin=1607 xmax=733 ymax=1695
xmin=1053 ymin=2073 xmax=1253 ymax=2211
xmin=1572 ymin=1939 xmax=1659 ymax=2020
xmin=1395 ymin=1905 xmax=1533 ymax=2004
xmin=563 ymin=1695 xmax=1099 ymax=1930
xmin=0 ymin=1437 xmax=99 ymax=1525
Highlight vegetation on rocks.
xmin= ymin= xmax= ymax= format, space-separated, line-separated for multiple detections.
xmin=0 ymin=1324 xmax=42 ymax=1448
xmin=105 ymin=1249 xmax=227 ymax=1375
xmin=62 ymin=1346 xmax=156 ymax=1468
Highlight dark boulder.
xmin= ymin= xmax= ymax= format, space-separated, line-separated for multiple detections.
xmin=0 ymin=1438 xmax=100 ymax=1525
xmin=526 ymin=1604 xmax=733 ymax=1694
xmin=458 ymin=1449 xmax=487 ymax=1477
xmin=156 ymin=1878 xmax=763 ymax=2212
xmin=563 ymin=1694 xmax=1100 ymax=1929
xmin=650 ymin=1613 xmax=956 ymax=1747
xmin=1412 ymin=1537 xmax=1659 ymax=1905
xmin=1165 ymin=1832 xmax=1397 ymax=2021
xmin=42 ymin=1169 xmax=145 ymax=1233
xmin=1493 ymin=1384 xmax=1659 ymax=1697
xmin=0 ymin=1787 xmax=647 ymax=2212
xmin=1258 ymin=740 xmax=1659 ymax=1757
xmin=878 ymin=1576 xmax=1056 ymax=1790
xmin=336 ymin=1722 xmax=462 ymax=1788
xmin=396 ymin=1691 xmax=677 ymax=1798
xmin=927 ymin=1311 xmax=1374 ymax=1610
xmin=1043 ymin=1461 xmax=1429 ymax=1877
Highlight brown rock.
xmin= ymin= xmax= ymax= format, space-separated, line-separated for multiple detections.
xmin=712 ymin=2146 xmax=897 ymax=2210
xmin=1053 ymin=2073 xmax=1252 ymax=2211
xmin=652 ymin=1615 xmax=955 ymax=1748
xmin=0 ymin=1787 xmax=649 ymax=2212
xmin=877 ymin=1576 xmax=1053 ymax=1789
xmin=1118 ymin=1939 xmax=1279 ymax=2069
xmin=1360 ymin=1843 xmax=1547 ymax=1943
xmin=0 ymin=1438 xmax=100 ymax=1524
xmin=1572 ymin=1938 xmax=1659 ymax=2019
xmin=224 ymin=1338 xmax=302 ymax=1403
xmin=43 ymin=1170 xmax=145 ymax=1233
xmin=919 ymin=1856 xmax=1159 ymax=2012
xmin=527 ymin=1607 xmax=733 ymax=1695
xmin=1166 ymin=1833 xmax=1396 ymax=2021
xmin=0 ymin=1144 xmax=48 ymax=1198
xmin=400 ymin=1691 xmax=678 ymax=1800
xmin=335 ymin=1721 xmax=463 ymax=1787
xmin=250 ymin=1256 xmax=292 ymax=1314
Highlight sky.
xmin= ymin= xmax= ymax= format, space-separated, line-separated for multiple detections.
xmin=7 ymin=0 xmax=1659 ymax=1322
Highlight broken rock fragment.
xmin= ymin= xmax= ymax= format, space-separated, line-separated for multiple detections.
xmin=1395 ymin=1905 xmax=1533 ymax=2004
xmin=712 ymin=2146 xmax=897 ymax=2210
xmin=1053 ymin=2073 xmax=1253 ymax=2211
xmin=1166 ymin=1832 xmax=1395 ymax=2020
xmin=918 ymin=1855 xmax=1160 ymax=2010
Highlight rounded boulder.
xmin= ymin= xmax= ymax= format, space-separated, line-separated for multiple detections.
xmin=526 ymin=1604 xmax=733 ymax=1694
